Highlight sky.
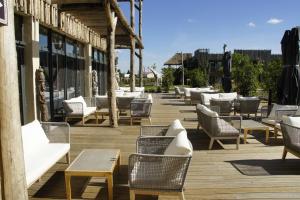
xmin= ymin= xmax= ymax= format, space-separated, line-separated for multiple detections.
xmin=117 ymin=0 xmax=300 ymax=73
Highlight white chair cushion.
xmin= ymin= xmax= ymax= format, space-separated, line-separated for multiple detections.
xmin=197 ymin=104 xmax=219 ymax=117
xmin=238 ymin=96 xmax=259 ymax=100
xmin=219 ymin=92 xmax=237 ymax=100
xmin=84 ymin=107 xmax=97 ymax=116
xmin=164 ymin=130 xmax=193 ymax=156
xmin=295 ymin=107 xmax=300 ymax=116
xmin=201 ymin=93 xmax=220 ymax=106
xmin=282 ymin=116 xmax=300 ymax=128
xmin=147 ymin=94 xmax=153 ymax=103
xmin=21 ymin=120 xmax=49 ymax=155
xmin=269 ymin=104 xmax=298 ymax=119
xmin=24 ymin=143 xmax=70 ymax=186
xmin=165 ymin=119 xmax=185 ymax=136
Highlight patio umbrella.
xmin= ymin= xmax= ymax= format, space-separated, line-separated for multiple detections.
xmin=222 ymin=51 xmax=232 ymax=92
xmin=278 ymin=27 xmax=300 ymax=105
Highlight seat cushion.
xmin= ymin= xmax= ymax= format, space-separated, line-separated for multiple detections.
xmin=165 ymin=119 xmax=185 ymax=136
xmin=164 ymin=130 xmax=193 ymax=156
xmin=282 ymin=116 xmax=300 ymax=128
xmin=24 ymin=143 xmax=70 ymax=187
xmin=84 ymin=107 xmax=97 ymax=117
xmin=197 ymin=104 xmax=219 ymax=117
xmin=216 ymin=119 xmax=239 ymax=136
xmin=219 ymin=92 xmax=237 ymax=100
xmin=201 ymin=93 xmax=220 ymax=106
xmin=262 ymin=118 xmax=277 ymax=126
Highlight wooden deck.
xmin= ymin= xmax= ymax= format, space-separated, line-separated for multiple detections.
xmin=29 ymin=93 xmax=300 ymax=200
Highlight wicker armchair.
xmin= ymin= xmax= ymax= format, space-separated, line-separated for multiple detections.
xmin=130 ymin=100 xmax=152 ymax=125
xmin=280 ymin=122 xmax=300 ymax=160
xmin=234 ymin=97 xmax=260 ymax=119
xmin=190 ymin=91 xmax=203 ymax=105
xmin=117 ymin=96 xmax=135 ymax=113
xmin=174 ymin=86 xmax=184 ymax=98
xmin=128 ymin=136 xmax=192 ymax=200
xmin=210 ymin=98 xmax=234 ymax=116
xmin=196 ymin=104 xmax=241 ymax=150
xmin=63 ymin=96 xmax=97 ymax=125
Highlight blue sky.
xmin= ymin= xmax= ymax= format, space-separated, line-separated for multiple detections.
xmin=118 ymin=0 xmax=300 ymax=73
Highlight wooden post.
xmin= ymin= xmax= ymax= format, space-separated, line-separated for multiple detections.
xmin=138 ymin=0 xmax=143 ymax=87
xmin=84 ymin=44 xmax=92 ymax=97
xmin=105 ymin=0 xmax=118 ymax=127
xmin=130 ymin=0 xmax=135 ymax=92
xmin=0 ymin=0 xmax=29 ymax=199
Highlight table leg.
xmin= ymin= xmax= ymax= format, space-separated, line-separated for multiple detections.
xmin=244 ymin=129 xmax=248 ymax=144
xmin=274 ymin=127 xmax=278 ymax=139
xmin=117 ymin=154 xmax=121 ymax=174
xmin=266 ymin=128 xmax=270 ymax=143
xmin=107 ymin=174 xmax=114 ymax=200
xmin=65 ymin=174 xmax=72 ymax=200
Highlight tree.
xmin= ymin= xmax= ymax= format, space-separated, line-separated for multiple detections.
xmin=232 ymin=53 xmax=260 ymax=96
xmin=162 ymin=67 xmax=175 ymax=92
xmin=261 ymin=59 xmax=282 ymax=101
xmin=187 ymin=68 xmax=207 ymax=87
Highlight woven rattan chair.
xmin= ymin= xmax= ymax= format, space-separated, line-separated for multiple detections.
xmin=210 ymin=98 xmax=233 ymax=116
xmin=128 ymin=136 xmax=192 ymax=200
xmin=234 ymin=97 xmax=260 ymax=119
xmin=130 ymin=100 xmax=152 ymax=125
xmin=196 ymin=104 xmax=241 ymax=150
xmin=280 ymin=122 xmax=300 ymax=160
xmin=190 ymin=91 xmax=203 ymax=105
xmin=174 ymin=86 xmax=184 ymax=98
xmin=117 ymin=96 xmax=135 ymax=114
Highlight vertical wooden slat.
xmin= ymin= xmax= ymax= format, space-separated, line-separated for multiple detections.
xmin=130 ymin=0 xmax=135 ymax=92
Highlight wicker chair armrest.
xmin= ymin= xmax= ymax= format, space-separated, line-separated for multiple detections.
xmin=275 ymin=109 xmax=297 ymax=121
xmin=41 ymin=122 xmax=70 ymax=143
xmin=136 ymin=136 xmax=175 ymax=154
xmin=260 ymin=105 xmax=269 ymax=118
xmin=64 ymin=101 xmax=84 ymax=116
xmin=128 ymin=153 xmax=191 ymax=191
xmin=140 ymin=125 xmax=169 ymax=136
xmin=217 ymin=115 xmax=242 ymax=134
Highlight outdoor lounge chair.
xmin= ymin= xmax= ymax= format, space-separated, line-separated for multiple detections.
xmin=210 ymin=98 xmax=234 ymax=116
xmin=234 ymin=97 xmax=260 ymax=119
xmin=117 ymin=96 xmax=135 ymax=114
xmin=196 ymin=104 xmax=241 ymax=150
xmin=174 ymin=86 xmax=184 ymax=98
xmin=63 ymin=96 xmax=97 ymax=125
xmin=261 ymin=103 xmax=298 ymax=139
xmin=128 ymin=131 xmax=192 ymax=200
xmin=130 ymin=97 xmax=152 ymax=125
xmin=280 ymin=116 xmax=300 ymax=160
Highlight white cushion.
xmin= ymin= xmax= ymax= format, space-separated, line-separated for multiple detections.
xmin=201 ymin=105 xmax=219 ymax=117
xmin=269 ymin=104 xmax=298 ymax=119
xmin=200 ymin=93 xmax=220 ymax=106
xmin=282 ymin=116 xmax=300 ymax=128
xmin=238 ymin=96 xmax=259 ymax=100
xmin=21 ymin=120 xmax=49 ymax=156
xmin=165 ymin=119 xmax=185 ymax=136
xmin=24 ymin=143 xmax=70 ymax=186
xmin=147 ymin=94 xmax=153 ymax=103
xmin=84 ymin=107 xmax=97 ymax=116
xmin=295 ymin=107 xmax=300 ymax=116
xmin=115 ymin=90 xmax=125 ymax=97
xmin=164 ymin=130 xmax=193 ymax=156
xmin=219 ymin=92 xmax=237 ymax=100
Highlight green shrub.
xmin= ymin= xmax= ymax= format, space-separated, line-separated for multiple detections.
xmin=162 ymin=67 xmax=175 ymax=92
xmin=187 ymin=68 xmax=207 ymax=87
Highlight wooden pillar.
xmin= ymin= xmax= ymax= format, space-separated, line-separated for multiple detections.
xmin=105 ymin=0 xmax=118 ymax=127
xmin=84 ymin=44 xmax=92 ymax=97
xmin=130 ymin=0 xmax=135 ymax=92
xmin=0 ymin=0 xmax=29 ymax=199
xmin=138 ymin=0 xmax=143 ymax=87
xmin=24 ymin=16 xmax=40 ymax=123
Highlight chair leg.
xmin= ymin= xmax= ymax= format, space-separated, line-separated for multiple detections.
xmin=179 ymin=192 xmax=185 ymax=200
xmin=274 ymin=127 xmax=278 ymax=139
xmin=66 ymin=152 xmax=70 ymax=164
xmin=236 ymin=137 xmax=240 ymax=150
xmin=209 ymin=138 xmax=214 ymax=150
xmin=130 ymin=117 xmax=133 ymax=126
xmin=148 ymin=117 xmax=152 ymax=125
xmin=129 ymin=190 xmax=135 ymax=200
xmin=282 ymin=147 xmax=288 ymax=160
xmin=82 ymin=117 xmax=85 ymax=125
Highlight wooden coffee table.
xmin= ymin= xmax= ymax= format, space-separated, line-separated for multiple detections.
xmin=65 ymin=149 xmax=121 ymax=200
xmin=232 ymin=120 xmax=270 ymax=144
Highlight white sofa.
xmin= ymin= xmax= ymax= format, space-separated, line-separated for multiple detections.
xmin=63 ymin=96 xmax=97 ymax=125
xmin=201 ymin=92 xmax=238 ymax=106
xmin=21 ymin=120 xmax=70 ymax=187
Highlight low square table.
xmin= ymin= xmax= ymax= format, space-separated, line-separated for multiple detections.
xmin=232 ymin=120 xmax=270 ymax=144
xmin=65 ymin=149 xmax=121 ymax=200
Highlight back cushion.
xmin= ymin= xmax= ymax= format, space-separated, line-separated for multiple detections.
xmin=219 ymin=92 xmax=237 ymax=100
xmin=76 ymin=96 xmax=87 ymax=109
xmin=166 ymin=119 xmax=186 ymax=136
xmin=269 ymin=104 xmax=298 ymax=119
xmin=21 ymin=120 xmax=49 ymax=154
xmin=282 ymin=116 xmax=300 ymax=128
xmin=164 ymin=130 xmax=193 ymax=156
xmin=201 ymin=93 xmax=220 ymax=105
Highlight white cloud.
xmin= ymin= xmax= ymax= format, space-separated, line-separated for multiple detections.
xmin=267 ymin=18 xmax=283 ymax=25
xmin=187 ymin=18 xmax=196 ymax=23
xmin=248 ymin=22 xmax=256 ymax=28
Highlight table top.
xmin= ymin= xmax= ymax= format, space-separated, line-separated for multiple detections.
xmin=66 ymin=149 xmax=120 ymax=173
xmin=232 ymin=119 xmax=269 ymax=129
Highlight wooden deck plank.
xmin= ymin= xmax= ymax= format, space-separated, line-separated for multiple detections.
xmin=29 ymin=93 xmax=300 ymax=200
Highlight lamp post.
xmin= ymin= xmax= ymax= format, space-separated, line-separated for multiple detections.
xmin=181 ymin=52 xmax=184 ymax=86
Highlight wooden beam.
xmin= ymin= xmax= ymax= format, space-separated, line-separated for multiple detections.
xmin=135 ymin=51 xmax=141 ymax=59
xmin=105 ymin=0 xmax=118 ymax=127
xmin=138 ymin=0 xmax=143 ymax=87
xmin=0 ymin=0 xmax=28 ymax=199
xmin=129 ymin=0 xmax=135 ymax=92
